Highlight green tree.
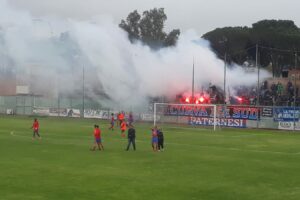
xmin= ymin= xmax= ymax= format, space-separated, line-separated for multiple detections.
xmin=119 ymin=8 xmax=180 ymax=48
xmin=202 ymin=19 xmax=300 ymax=76
xmin=119 ymin=10 xmax=141 ymax=42
xmin=164 ymin=29 xmax=181 ymax=46
xmin=203 ymin=27 xmax=250 ymax=64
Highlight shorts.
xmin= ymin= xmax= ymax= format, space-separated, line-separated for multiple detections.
xmin=95 ymin=138 xmax=101 ymax=143
xmin=152 ymin=137 xmax=158 ymax=143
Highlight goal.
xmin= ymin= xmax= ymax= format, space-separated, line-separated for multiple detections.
xmin=153 ymin=103 xmax=217 ymax=131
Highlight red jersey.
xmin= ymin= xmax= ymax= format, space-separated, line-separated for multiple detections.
xmin=121 ymin=121 xmax=127 ymax=131
xmin=119 ymin=113 xmax=125 ymax=121
xmin=152 ymin=129 xmax=158 ymax=138
xmin=111 ymin=116 xmax=115 ymax=123
xmin=94 ymin=128 xmax=101 ymax=139
xmin=33 ymin=121 xmax=39 ymax=130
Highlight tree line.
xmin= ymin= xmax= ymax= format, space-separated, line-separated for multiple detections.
xmin=202 ymin=19 xmax=300 ymax=77
xmin=120 ymin=9 xmax=300 ymax=77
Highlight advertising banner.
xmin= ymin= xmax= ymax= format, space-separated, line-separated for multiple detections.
xmin=141 ymin=113 xmax=154 ymax=121
xmin=278 ymin=121 xmax=300 ymax=131
xmin=33 ymin=108 xmax=50 ymax=115
xmin=261 ymin=107 xmax=273 ymax=117
xmin=166 ymin=105 xmax=213 ymax=117
xmin=226 ymin=106 xmax=259 ymax=120
xmin=6 ymin=109 xmax=14 ymax=115
xmin=49 ymin=108 xmax=68 ymax=117
xmin=273 ymin=107 xmax=299 ymax=121
xmin=189 ymin=117 xmax=246 ymax=128
xmin=84 ymin=109 xmax=110 ymax=119
xmin=33 ymin=108 xmax=81 ymax=117
xmin=166 ymin=105 xmax=260 ymax=120
xmin=67 ymin=109 xmax=81 ymax=118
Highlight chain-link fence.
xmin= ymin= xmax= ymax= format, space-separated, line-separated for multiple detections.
xmin=1 ymin=96 xmax=299 ymax=131
xmin=0 ymin=95 xmax=102 ymax=115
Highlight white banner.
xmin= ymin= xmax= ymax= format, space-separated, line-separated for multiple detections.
xmin=140 ymin=113 xmax=153 ymax=121
xmin=16 ymin=85 xmax=29 ymax=94
xmin=140 ymin=113 xmax=160 ymax=121
xmin=33 ymin=108 xmax=80 ymax=117
xmin=278 ymin=121 xmax=300 ymax=131
xmin=84 ymin=109 xmax=110 ymax=119
xmin=49 ymin=108 xmax=68 ymax=117
xmin=33 ymin=108 xmax=50 ymax=115
xmin=67 ymin=109 xmax=81 ymax=118
xmin=6 ymin=109 xmax=14 ymax=115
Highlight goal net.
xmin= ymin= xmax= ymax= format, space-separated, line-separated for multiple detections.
xmin=153 ymin=103 xmax=217 ymax=131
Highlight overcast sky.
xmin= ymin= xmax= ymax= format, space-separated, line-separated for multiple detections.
xmin=8 ymin=0 xmax=300 ymax=35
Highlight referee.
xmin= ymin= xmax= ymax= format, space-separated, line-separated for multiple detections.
xmin=126 ymin=125 xmax=136 ymax=151
xmin=157 ymin=128 xmax=164 ymax=151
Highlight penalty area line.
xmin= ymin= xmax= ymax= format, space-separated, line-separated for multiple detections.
xmin=126 ymin=139 xmax=300 ymax=155
xmin=163 ymin=141 xmax=300 ymax=155
xmin=174 ymin=131 xmax=271 ymax=138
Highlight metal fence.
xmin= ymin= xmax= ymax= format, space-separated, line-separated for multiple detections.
xmin=1 ymin=96 xmax=299 ymax=131
xmin=0 ymin=95 xmax=101 ymax=115
xmin=154 ymin=104 xmax=300 ymax=131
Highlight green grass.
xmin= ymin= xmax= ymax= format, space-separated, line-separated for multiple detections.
xmin=1 ymin=115 xmax=300 ymax=200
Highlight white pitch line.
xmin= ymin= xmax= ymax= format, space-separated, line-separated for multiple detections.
xmin=229 ymin=133 xmax=273 ymax=137
xmin=173 ymin=131 xmax=272 ymax=138
xmin=167 ymin=127 xmax=210 ymax=131
xmin=0 ymin=130 xmax=13 ymax=133
xmin=163 ymin=141 xmax=300 ymax=155
xmin=118 ymin=138 xmax=300 ymax=155
xmin=2 ymin=130 xmax=300 ymax=155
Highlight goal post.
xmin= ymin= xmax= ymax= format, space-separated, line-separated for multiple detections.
xmin=153 ymin=103 xmax=217 ymax=131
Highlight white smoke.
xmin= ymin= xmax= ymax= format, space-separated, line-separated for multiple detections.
xmin=0 ymin=0 xmax=270 ymax=111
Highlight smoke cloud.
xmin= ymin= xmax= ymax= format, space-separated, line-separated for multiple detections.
xmin=0 ymin=0 xmax=270 ymax=111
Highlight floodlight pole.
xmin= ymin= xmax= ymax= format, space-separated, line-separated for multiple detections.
xmin=256 ymin=44 xmax=260 ymax=129
xmin=82 ymin=65 xmax=85 ymax=118
xmin=224 ymin=52 xmax=227 ymax=104
xmin=256 ymin=44 xmax=260 ymax=106
xmin=293 ymin=52 xmax=298 ymax=131
xmin=192 ymin=58 xmax=195 ymax=101
xmin=57 ymin=92 xmax=60 ymax=117
xmin=57 ymin=73 xmax=60 ymax=117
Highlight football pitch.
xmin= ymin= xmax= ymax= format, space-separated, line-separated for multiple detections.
xmin=1 ymin=115 xmax=300 ymax=200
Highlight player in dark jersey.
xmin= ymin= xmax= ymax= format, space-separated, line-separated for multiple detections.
xmin=109 ymin=113 xmax=115 ymax=131
xmin=126 ymin=125 xmax=136 ymax=151
xmin=157 ymin=128 xmax=164 ymax=151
